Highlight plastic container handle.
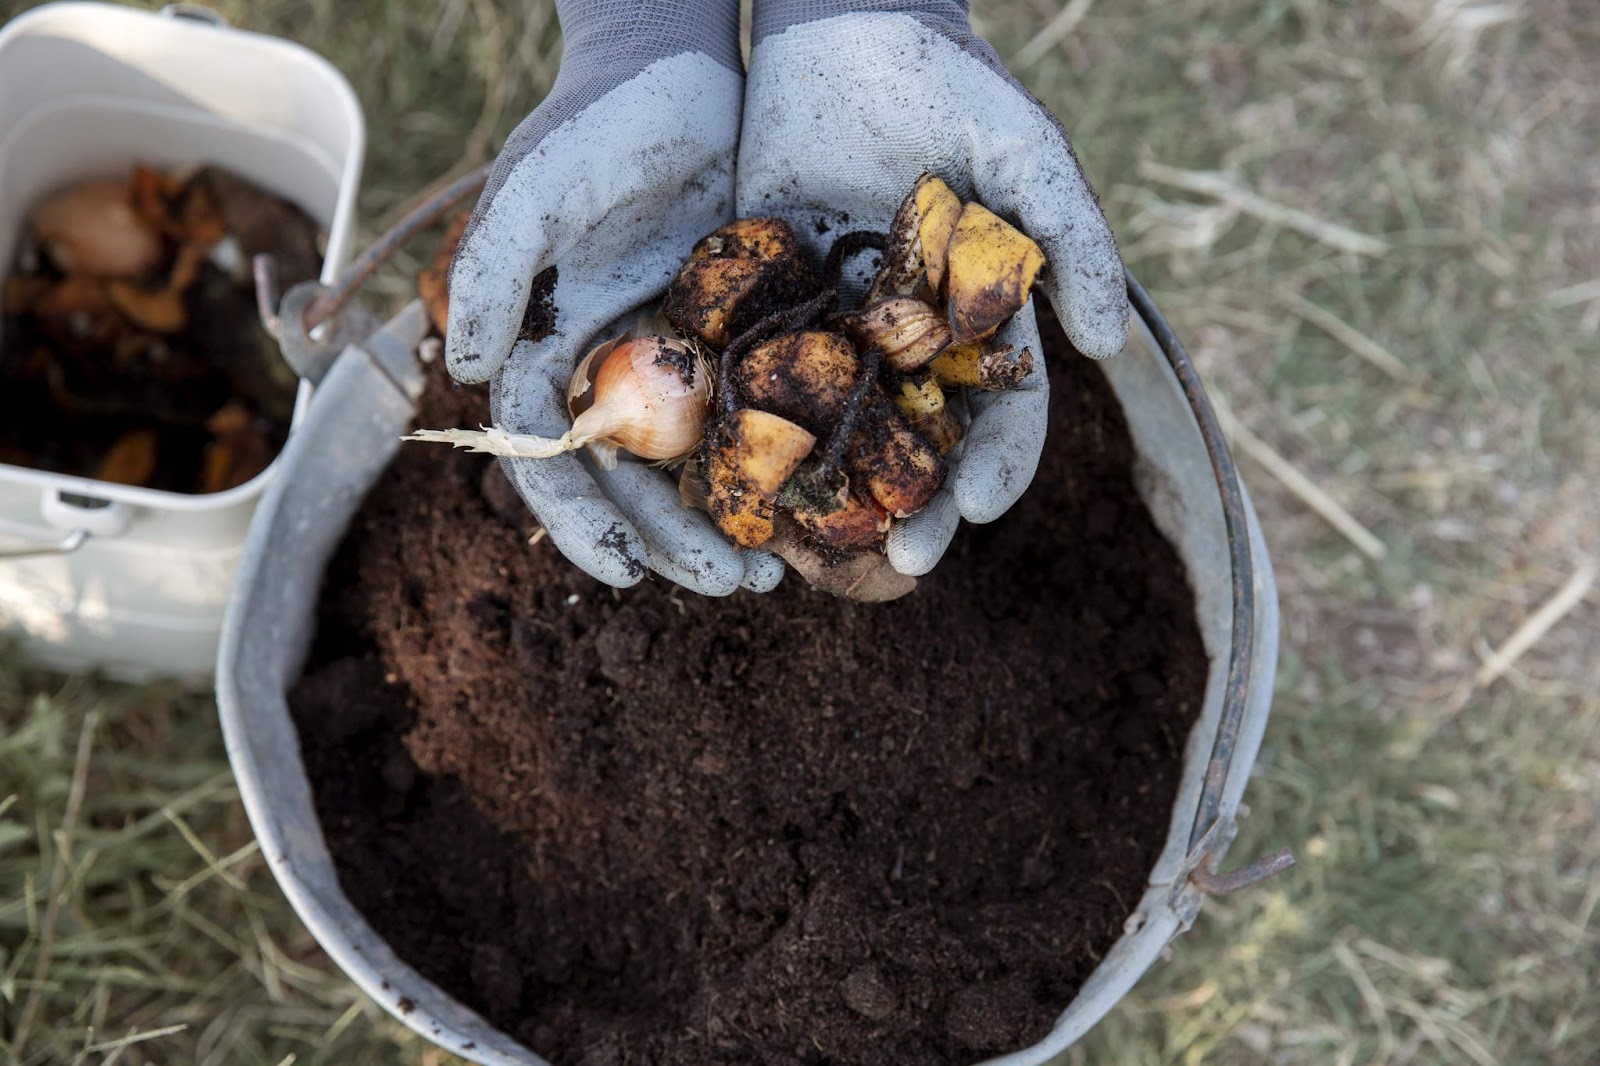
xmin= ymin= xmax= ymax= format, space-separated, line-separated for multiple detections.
xmin=41 ymin=489 xmax=132 ymax=537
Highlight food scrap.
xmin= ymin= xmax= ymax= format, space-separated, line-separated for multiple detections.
xmin=0 ymin=164 xmax=322 ymax=493
xmin=408 ymin=173 xmax=1043 ymax=598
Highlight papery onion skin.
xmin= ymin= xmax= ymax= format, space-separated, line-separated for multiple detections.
xmin=572 ymin=336 xmax=712 ymax=465
xmin=404 ymin=336 xmax=711 ymax=467
xmin=31 ymin=178 xmax=164 ymax=279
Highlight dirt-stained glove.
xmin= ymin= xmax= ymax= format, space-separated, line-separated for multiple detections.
xmin=740 ymin=0 xmax=1128 ymax=576
xmin=444 ymin=0 xmax=784 ymax=595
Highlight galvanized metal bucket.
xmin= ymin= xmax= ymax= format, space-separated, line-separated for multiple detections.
xmin=215 ymin=276 xmax=1282 ymax=1065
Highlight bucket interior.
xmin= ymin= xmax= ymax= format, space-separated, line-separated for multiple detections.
xmin=0 ymin=95 xmax=341 ymax=508
xmin=0 ymin=2 xmax=367 ymax=681
xmin=0 ymin=95 xmax=342 ymax=293
xmin=0 ymin=2 xmax=362 ymax=508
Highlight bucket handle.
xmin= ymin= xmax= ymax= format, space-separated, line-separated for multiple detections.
xmin=41 ymin=489 xmax=132 ymax=537
xmin=2 ymin=489 xmax=131 ymax=560
xmin=1127 ymin=270 xmax=1295 ymax=895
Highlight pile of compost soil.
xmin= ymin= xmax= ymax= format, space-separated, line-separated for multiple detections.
xmin=289 ymin=311 xmax=1209 ymax=1066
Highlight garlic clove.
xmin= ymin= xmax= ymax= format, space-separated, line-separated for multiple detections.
xmin=31 ymin=177 xmax=164 ymax=280
xmin=842 ymin=297 xmax=952 ymax=372
xmin=406 ymin=335 xmax=712 ymax=467
xmin=585 ymin=335 xmax=711 ymax=464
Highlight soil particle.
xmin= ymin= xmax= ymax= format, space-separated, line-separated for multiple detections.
xmin=841 ymin=965 xmax=898 ymax=1021
xmin=518 ymin=266 xmax=558 ymax=343
xmin=470 ymin=942 xmax=525 ymax=1020
xmin=478 ymin=462 xmax=526 ymax=527
xmin=289 ymin=304 xmax=1209 ymax=1065
xmin=593 ymin=606 xmax=653 ymax=685
xmin=946 ymin=977 xmax=1034 ymax=1053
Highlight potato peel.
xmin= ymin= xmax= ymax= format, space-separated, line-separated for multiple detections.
xmin=705 ymin=409 xmax=817 ymax=547
xmin=870 ymin=172 xmax=961 ymax=303
xmin=792 ymin=486 xmax=891 ymax=551
xmin=736 ymin=330 xmax=859 ymax=432
xmin=766 ymin=517 xmax=918 ymax=602
xmin=850 ymin=399 xmax=946 ymax=518
xmin=689 ymin=217 xmax=803 ymax=263
xmin=943 ymin=203 xmax=1045 ymax=344
xmin=665 ymin=218 xmax=817 ymax=350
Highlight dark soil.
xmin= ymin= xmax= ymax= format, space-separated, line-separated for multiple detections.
xmin=289 ymin=309 xmax=1209 ymax=1065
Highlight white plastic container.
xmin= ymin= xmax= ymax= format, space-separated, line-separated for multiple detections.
xmin=0 ymin=2 xmax=364 ymax=682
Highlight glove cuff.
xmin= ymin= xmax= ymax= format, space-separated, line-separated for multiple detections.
xmin=558 ymin=0 xmax=743 ymax=74
xmin=752 ymin=0 xmax=970 ymax=45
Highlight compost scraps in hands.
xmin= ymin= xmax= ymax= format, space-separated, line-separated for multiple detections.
xmin=418 ymin=0 xmax=1126 ymax=601
xmin=409 ymin=175 xmax=1047 ymax=601
xmin=735 ymin=0 xmax=1129 ymax=578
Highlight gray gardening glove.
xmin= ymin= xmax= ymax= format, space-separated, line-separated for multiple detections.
xmin=740 ymin=0 xmax=1128 ymax=576
xmin=445 ymin=0 xmax=785 ymax=595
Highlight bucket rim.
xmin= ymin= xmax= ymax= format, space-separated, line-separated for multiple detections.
xmin=1126 ymin=272 xmax=1262 ymax=867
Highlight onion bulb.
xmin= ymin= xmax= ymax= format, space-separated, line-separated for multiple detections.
xmin=404 ymin=335 xmax=712 ymax=469
xmin=31 ymin=178 xmax=164 ymax=279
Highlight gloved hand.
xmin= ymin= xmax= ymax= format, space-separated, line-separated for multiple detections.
xmin=445 ymin=0 xmax=785 ymax=595
xmin=739 ymin=0 xmax=1128 ymax=576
